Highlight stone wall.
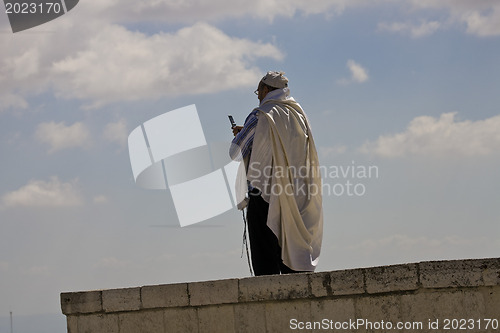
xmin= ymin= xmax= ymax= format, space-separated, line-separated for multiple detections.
xmin=61 ymin=258 xmax=500 ymax=332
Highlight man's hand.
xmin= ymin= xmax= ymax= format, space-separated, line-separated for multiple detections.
xmin=232 ymin=126 xmax=243 ymax=136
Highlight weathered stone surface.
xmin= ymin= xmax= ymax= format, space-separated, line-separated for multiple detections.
xmin=164 ymin=307 xmax=198 ymax=333
xmin=61 ymin=291 xmax=102 ymax=315
xmin=365 ymin=263 xmax=418 ymax=294
xmin=311 ymin=298 xmax=356 ymax=333
xmin=420 ymin=259 xmax=492 ymax=289
xmin=102 ymin=287 xmax=141 ymax=313
xmin=480 ymin=258 xmax=500 ymax=286
xmin=480 ymin=286 xmax=500 ymax=318
xmin=310 ymin=269 xmax=364 ymax=297
xmin=234 ymin=302 xmax=267 ymax=333
xmin=265 ymin=300 xmax=312 ymax=333
xmin=66 ymin=315 xmax=78 ymax=333
xmin=198 ymin=304 xmax=235 ymax=333
xmin=354 ymin=294 xmax=401 ymax=332
xmin=239 ymin=273 xmax=309 ymax=302
xmin=77 ymin=313 xmax=119 ymax=333
xmin=60 ymin=258 xmax=500 ymax=333
xmin=400 ymin=289 xmax=486 ymax=330
xmin=189 ymin=278 xmax=238 ymax=306
xmin=142 ymin=283 xmax=189 ymax=309
xmin=118 ymin=310 xmax=165 ymax=333
xmin=309 ymin=271 xmax=331 ymax=298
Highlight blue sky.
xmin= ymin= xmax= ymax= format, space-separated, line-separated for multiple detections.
xmin=1 ymin=1 xmax=500 ymax=331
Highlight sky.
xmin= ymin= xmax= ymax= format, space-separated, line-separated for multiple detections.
xmin=1 ymin=0 xmax=500 ymax=332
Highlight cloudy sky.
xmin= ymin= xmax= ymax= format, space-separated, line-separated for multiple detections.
xmin=1 ymin=0 xmax=500 ymax=331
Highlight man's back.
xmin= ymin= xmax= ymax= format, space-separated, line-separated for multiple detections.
xmin=230 ymin=71 xmax=323 ymax=275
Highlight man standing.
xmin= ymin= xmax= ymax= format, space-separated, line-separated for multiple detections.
xmin=230 ymin=71 xmax=323 ymax=276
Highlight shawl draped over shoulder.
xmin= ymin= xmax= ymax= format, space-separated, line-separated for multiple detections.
xmin=245 ymin=88 xmax=323 ymax=272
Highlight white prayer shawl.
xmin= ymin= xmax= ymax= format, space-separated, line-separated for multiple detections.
xmin=246 ymin=88 xmax=323 ymax=272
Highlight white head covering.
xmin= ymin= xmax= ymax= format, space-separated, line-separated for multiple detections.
xmin=261 ymin=71 xmax=288 ymax=89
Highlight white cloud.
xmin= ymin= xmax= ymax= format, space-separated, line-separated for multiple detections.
xmin=1 ymin=1 xmax=499 ymax=112
xmin=50 ymin=23 xmax=283 ymax=107
xmin=110 ymin=0 xmax=499 ymax=38
xmin=35 ymin=121 xmax=90 ymax=153
xmin=407 ymin=0 xmax=500 ymax=37
xmin=9 ymin=48 xmax=40 ymax=80
xmin=338 ymin=59 xmax=369 ymax=85
xmin=103 ymin=119 xmax=128 ymax=147
xmin=360 ymin=112 xmax=500 ymax=158
xmin=0 ymin=16 xmax=284 ymax=110
xmin=77 ymin=0 xmax=354 ymax=24
xmin=70 ymin=0 xmax=500 ymax=39
xmin=0 ymin=93 xmax=28 ymax=111
xmin=378 ymin=21 xmax=441 ymax=38
xmin=319 ymin=145 xmax=347 ymax=158
xmin=463 ymin=9 xmax=500 ymax=37
xmin=1 ymin=177 xmax=84 ymax=209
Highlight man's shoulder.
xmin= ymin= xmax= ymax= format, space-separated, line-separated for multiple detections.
xmin=254 ymin=102 xmax=278 ymax=114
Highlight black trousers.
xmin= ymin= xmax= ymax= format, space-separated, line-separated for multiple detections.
xmin=246 ymin=193 xmax=303 ymax=276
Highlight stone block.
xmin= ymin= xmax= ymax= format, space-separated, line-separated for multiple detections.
xmin=265 ymin=300 xmax=312 ymax=332
xmin=480 ymin=258 xmax=500 ymax=286
xmin=480 ymin=286 xmax=500 ymax=318
xmin=164 ymin=307 xmax=198 ymax=333
xmin=310 ymin=269 xmax=364 ymax=297
xmin=365 ymin=263 xmax=418 ymax=294
xmin=102 ymin=287 xmax=141 ymax=313
xmin=239 ymin=273 xmax=310 ymax=302
xmin=198 ymin=304 xmax=235 ymax=333
xmin=400 ymin=289 xmax=487 ymax=332
xmin=420 ymin=259 xmax=488 ymax=289
xmin=119 ymin=310 xmax=165 ymax=333
xmin=234 ymin=302 xmax=267 ymax=333
xmin=189 ymin=278 xmax=238 ymax=306
xmin=77 ymin=313 xmax=119 ymax=333
xmin=311 ymin=298 xmax=356 ymax=333
xmin=354 ymin=294 xmax=401 ymax=333
xmin=61 ymin=291 xmax=102 ymax=315
xmin=462 ymin=290 xmax=487 ymax=317
xmin=142 ymin=283 xmax=189 ymax=309
xmin=66 ymin=315 xmax=78 ymax=333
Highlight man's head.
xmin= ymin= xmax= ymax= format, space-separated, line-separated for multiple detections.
xmin=255 ymin=71 xmax=288 ymax=102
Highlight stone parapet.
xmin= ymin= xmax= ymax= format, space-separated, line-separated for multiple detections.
xmin=61 ymin=258 xmax=500 ymax=332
